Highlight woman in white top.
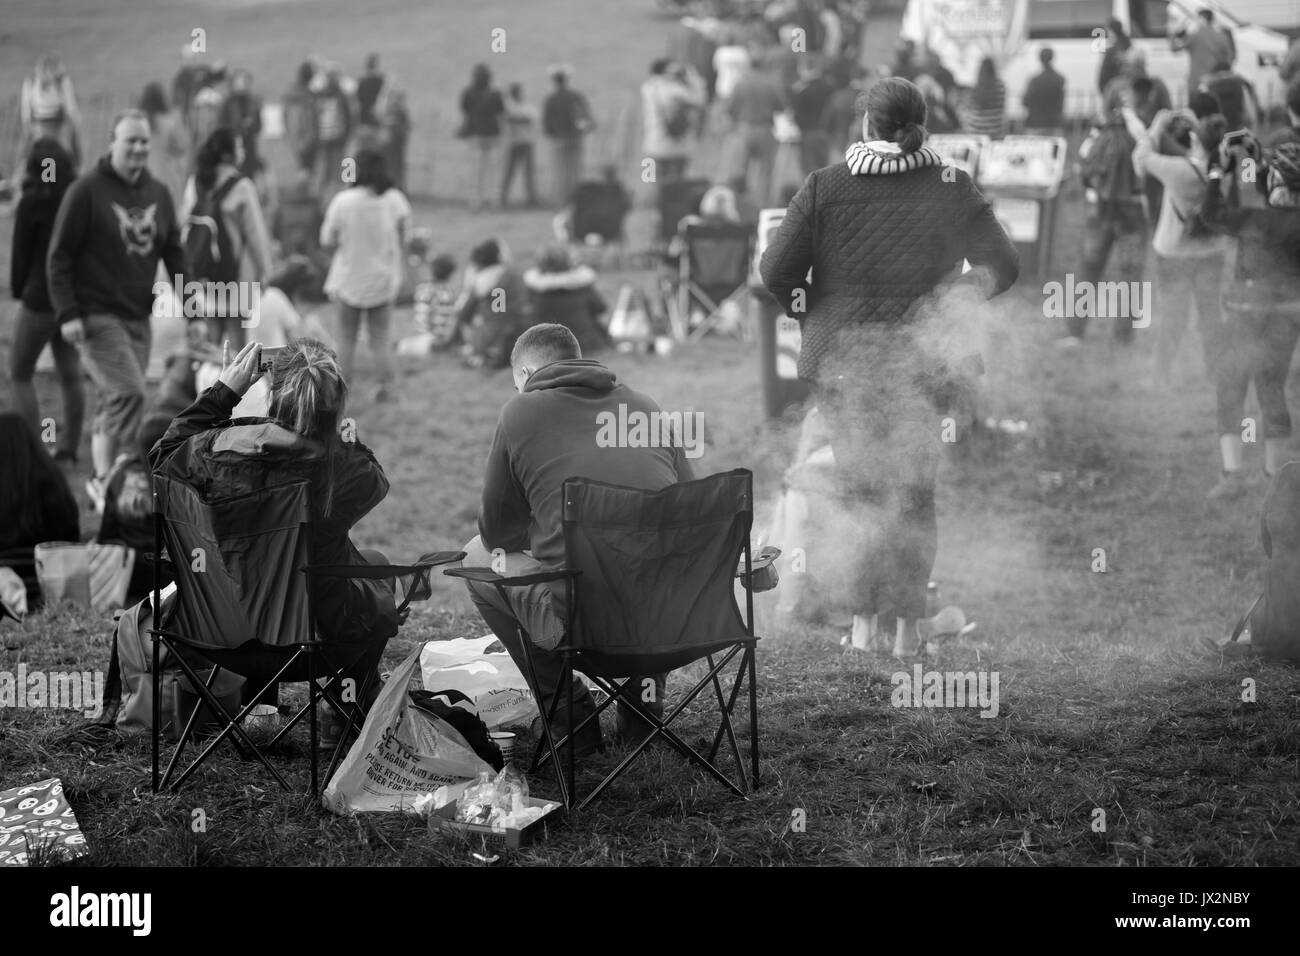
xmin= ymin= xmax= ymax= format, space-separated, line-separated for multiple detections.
xmin=179 ymin=127 xmax=274 ymax=350
xmin=1126 ymin=106 xmax=1229 ymax=383
xmin=320 ymin=149 xmax=411 ymax=401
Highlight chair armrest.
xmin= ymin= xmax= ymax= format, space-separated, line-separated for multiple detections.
xmin=307 ymin=551 xmax=467 ymax=580
xmin=444 ymin=566 xmax=582 ymax=587
xmin=735 ymin=546 xmax=781 ymax=578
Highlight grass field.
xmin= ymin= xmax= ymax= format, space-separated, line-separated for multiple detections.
xmin=2 ymin=0 xmax=1299 ymax=867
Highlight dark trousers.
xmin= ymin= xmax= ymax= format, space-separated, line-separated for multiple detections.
xmin=8 ymin=304 xmax=85 ymax=457
xmin=500 ymin=142 xmax=537 ymax=206
xmin=813 ymin=367 xmax=940 ymax=620
xmin=1216 ymin=306 xmax=1300 ymax=439
xmin=1070 ymin=202 xmax=1148 ymax=340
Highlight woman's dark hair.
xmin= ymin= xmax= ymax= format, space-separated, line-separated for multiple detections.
xmin=0 ymin=413 xmax=78 ymax=547
xmin=1197 ymin=113 xmax=1228 ymax=156
xmin=470 ymin=238 xmax=502 ymax=267
xmin=864 ymin=77 xmax=928 ymax=154
xmin=1162 ymin=114 xmax=1195 ymax=153
xmin=21 ymin=137 xmax=76 ymax=201
xmin=297 ymin=60 xmax=314 ymax=86
xmin=195 ymin=126 xmax=239 ymax=192
xmin=138 ymin=81 xmax=169 ymax=123
xmin=975 ymin=57 xmax=999 ymax=90
xmin=352 ymin=148 xmax=393 ymax=194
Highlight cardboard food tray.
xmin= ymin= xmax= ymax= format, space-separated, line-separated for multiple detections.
xmin=431 ymin=797 xmax=564 ymax=850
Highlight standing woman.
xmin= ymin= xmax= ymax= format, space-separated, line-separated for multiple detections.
xmin=320 ymin=149 xmax=411 ymax=401
xmin=179 ymin=127 xmax=274 ymax=350
xmin=760 ymin=77 xmax=1019 ymax=657
xmin=962 ymin=57 xmax=1008 ymax=139
xmin=16 ymin=56 xmax=81 ymax=174
xmin=138 ymin=81 xmax=190 ymax=202
xmin=8 ymin=138 xmax=84 ymax=462
xmin=459 ymin=64 xmax=506 ymax=212
xmin=1201 ymin=140 xmax=1300 ymax=496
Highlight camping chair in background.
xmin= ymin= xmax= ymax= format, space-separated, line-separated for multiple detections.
xmin=668 ymin=221 xmax=754 ymax=342
xmin=553 ymin=177 xmax=634 ymax=269
xmin=656 ymin=177 xmax=711 ymax=245
xmin=446 ymin=468 xmax=764 ymax=811
xmin=149 ymin=474 xmax=463 ymax=795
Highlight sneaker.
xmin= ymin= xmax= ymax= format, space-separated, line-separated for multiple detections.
xmin=1206 ymin=471 xmax=1248 ymax=501
xmin=84 ymin=475 xmax=107 ymax=514
xmin=614 ymin=698 xmax=666 ymax=748
xmin=530 ymin=687 xmax=603 ymax=758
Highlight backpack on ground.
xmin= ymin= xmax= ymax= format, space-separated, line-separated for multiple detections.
xmin=183 ymin=176 xmax=242 ymax=283
xmin=99 ymin=585 xmax=245 ymax=739
xmin=1232 ymin=461 xmax=1300 ymax=661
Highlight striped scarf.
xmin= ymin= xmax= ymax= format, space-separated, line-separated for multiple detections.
xmin=845 ymin=140 xmax=944 ymax=176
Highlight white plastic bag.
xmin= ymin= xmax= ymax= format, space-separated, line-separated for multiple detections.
xmin=323 ymin=646 xmax=494 ymax=814
xmin=419 ymin=635 xmax=536 ymax=731
xmin=33 ymin=542 xmax=134 ymax=614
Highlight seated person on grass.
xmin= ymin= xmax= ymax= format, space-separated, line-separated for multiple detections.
xmin=458 ymin=323 xmax=696 ymax=754
xmin=149 ymin=337 xmax=403 ymax=748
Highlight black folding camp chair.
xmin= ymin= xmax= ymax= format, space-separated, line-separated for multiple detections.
xmin=670 ymin=221 xmax=754 ymax=342
xmin=656 ymin=177 xmax=710 ymax=243
xmin=446 ymin=468 xmax=766 ymax=811
xmin=149 ymin=474 xmax=463 ymax=795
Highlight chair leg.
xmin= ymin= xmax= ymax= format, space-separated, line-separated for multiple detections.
xmin=748 ymin=645 xmax=759 ymax=787
xmin=706 ymin=654 xmax=748 ymax=791
xmin=151 ymin=630 xmax=160 ymax=794
xmin=308 ymin=643 xmax=318 ymax=796
xmin=518 ymin=626 xmax=571 ymax=810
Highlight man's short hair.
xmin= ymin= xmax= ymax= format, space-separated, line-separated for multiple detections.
xmin=110 ymin=108 xmax=150 ymax=137
xmin=511 ymin=323 xmax=581 ymax=370
xmin=1039 ymin=46 xmax=1054 ymax=66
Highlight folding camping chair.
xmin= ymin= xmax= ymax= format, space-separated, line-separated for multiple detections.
xmin=667 ymin=221 xmax=754 ymax=342
xmin=149 ymin=474 xmax=463 ymax=795
xmin=446 ymin=468 xmax=767 ymax=811
xmin=553 ymin=177 xmax=634 ymax=269
xmin=656 ymin=177 xmax=711 ymax=245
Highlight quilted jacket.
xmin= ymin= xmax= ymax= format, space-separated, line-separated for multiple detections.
xmin=760 ymin=144 xmax=1020 ymax=383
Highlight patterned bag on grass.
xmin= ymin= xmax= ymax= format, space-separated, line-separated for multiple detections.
xmin=0 ymin=777 xmax=88 ymax=866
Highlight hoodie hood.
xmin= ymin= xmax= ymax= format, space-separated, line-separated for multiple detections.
xmin=845 ymin=141 xmax=944 ymax=176
xmin=523 ymin=264 xmax=597 ymax=291
xmin=523 ymin=358 xmax=617 ymax=393
xmin=210 ymin=420 xmax=327 ymax=458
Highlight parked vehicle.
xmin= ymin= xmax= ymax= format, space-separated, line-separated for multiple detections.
xmin=901 ymin=0 xmax=1291 ymax=121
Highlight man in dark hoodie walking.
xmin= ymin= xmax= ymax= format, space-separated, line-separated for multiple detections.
xmin=459 ymin=323 xmax=695 ymax=753
xmin=47 ymin=108 xmax=188 ymax=510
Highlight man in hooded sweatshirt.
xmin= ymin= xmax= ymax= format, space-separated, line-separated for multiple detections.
xmin=47 ymin=108 xmax=189 ymax=511
xmin=458 ymin=323 xmax=696 ymax=753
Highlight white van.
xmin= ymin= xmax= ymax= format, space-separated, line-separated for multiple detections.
xmin=900 ymin=0 xmax=1291 ymax=121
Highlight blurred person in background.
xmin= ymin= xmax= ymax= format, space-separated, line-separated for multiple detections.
xmin=1171 ymin=6 xmax=1236 ymax=99
xmin=792 ymin=58 xmax=836 ymax=175
xmin=541 ymin=65 xmax=594 ymax=207
xmin=382 ymin=83 xmax=411 ymax=193
xmin=283 ymin=61 xmax=320 ymax=176
xmin=320 ymin=149 xmax=409 ymax=400
xmin=221 ymin=68 xmax=264 ymax=175
xmin=1023 ymin=47 xmax=1065 ymax=136
xmin=641 ymin=58 xmax=705 ymax=186
xmin=13 ymin=56 xmax=81 ymax=189
xmin=457 ymin=237 xmax=529 ymax=370
xmin=0 ymin=413 xmax=80 ymax=609
xmin=356 ymin=53 xmax=388 ymax=130
xmin=179 ymin=127 xmax=274 ymax=350
xmin=1199 ymin=59 xmax=1257 ymax=131
xmin=459 ymin=63 xmax=506 ymax=212
xmin=962 ymin=57 xmax=1008 ymax=139
xmin=1200 ymin=139 xmax=1300 ymax=497
xmin=313 ymin=65 xmax=354 ymax=201
xmin=523 ymin=245 xmax=610 ymax=354
xmin=1263 ymin=80 xmax=1300 ymax=149
xmin=8 ymin=138 xmax=83 ymax=463
xmin=1098 ymin=17 xmax=1132 ymax=95
xmin=138 ymin=81 xmax=189 ymax=202
xmin=501 ymin=81 xmax=540 ymax=209
xmin=727 ymin=51 xmax=789 ymax=207
xmin=1126 ymin=107 xmax=1228 ymax=385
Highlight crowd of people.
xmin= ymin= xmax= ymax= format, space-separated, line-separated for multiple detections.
xmin=5 ymin=0 xmax=1300 ymax=746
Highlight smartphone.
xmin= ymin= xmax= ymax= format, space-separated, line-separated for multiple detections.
xmin=258 ymin=346 xmax=284 ymax=372
xmin=1223 ymin=129 xmax=1250 ymax=148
